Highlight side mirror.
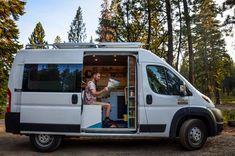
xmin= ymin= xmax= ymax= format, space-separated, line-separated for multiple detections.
xmin=180 ymin=83 xmax=187 ymax=96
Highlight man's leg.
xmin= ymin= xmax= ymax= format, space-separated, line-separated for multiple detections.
xmin=103 ymin=104 xmax=111 ymax=118
xmin=93 ymin=101 xmax=111 ymax=118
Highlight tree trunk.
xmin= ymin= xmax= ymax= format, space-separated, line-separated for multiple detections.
xmin=146 ymin=0 xmax=152 ymax=50
xmin=176 ymin=0 xmax=182 ymax=71
xmin=214 ymin=81 xmax=221 ymax=104
xmin=165 ymin=0 xmax=174 ymax=66
xmin=183 ymin=0 xmax=194 ymax=85
xmin=203 ymin=39 xmax=210 ymax=98
xmin=126 ymin=0 xmax=130 ymax=42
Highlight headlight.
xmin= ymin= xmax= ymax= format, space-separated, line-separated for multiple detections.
xmin=201 ymin=94 xmax=214 ymax=105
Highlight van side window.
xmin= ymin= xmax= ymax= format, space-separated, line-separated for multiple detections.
xmin=146 ymin=65 xmax=182 ymax=95
xmin=22 ymin=64 xmax=82 ymax=92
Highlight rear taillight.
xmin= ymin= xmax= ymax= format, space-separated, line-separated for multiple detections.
xmin=6 ymin=88 xmax=11 ymax=112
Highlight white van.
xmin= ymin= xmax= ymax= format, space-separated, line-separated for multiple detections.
xmin=5 ymin=43 xmax=223 ymax=152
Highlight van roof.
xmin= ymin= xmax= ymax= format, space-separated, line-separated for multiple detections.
xmin=17 ymin=46 xmax=165 ymax=65
xmin=25 ymin=42 xmax=143 ymax=49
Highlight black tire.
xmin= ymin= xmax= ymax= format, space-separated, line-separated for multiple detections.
xmin=30 ymin=134 xmax=62 ymax=152
xmin=179 ymin=119 xmax=208 ymax=150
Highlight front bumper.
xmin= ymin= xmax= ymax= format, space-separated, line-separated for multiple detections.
xmin=210 ymin=108 xmax=224 ymax=135
xmin=216 ymin=122 xmax=224 ymax=135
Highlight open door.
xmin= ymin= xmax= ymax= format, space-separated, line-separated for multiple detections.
xmin=81 ymin=54 xmax=137 ymax=132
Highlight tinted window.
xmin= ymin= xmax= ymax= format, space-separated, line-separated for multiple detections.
xmin=146 ymin=65 xmax=182 ymax=95
xmin=146 ymin=66 xmax=168 ymax=94
xmin=165 ymin=69 xmax=181 ymax=95
xmin=22 ymin=64 xmax=82 ymax=92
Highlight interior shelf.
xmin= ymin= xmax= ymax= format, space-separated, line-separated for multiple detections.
xmin=126 ymin=56 xmax=137 ymax=129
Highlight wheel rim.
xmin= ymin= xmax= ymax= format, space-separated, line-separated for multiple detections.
xmin=35 ymin=134 xmax=54 ymax=147
xmin=189 ymin=127 xmax=202 ymax=145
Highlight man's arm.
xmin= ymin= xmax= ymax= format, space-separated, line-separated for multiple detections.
xmin=91 ymin=87 xmax=108 ymax=97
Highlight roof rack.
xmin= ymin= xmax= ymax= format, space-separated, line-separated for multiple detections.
xmin=25 ymin=44 xmax=55 ymax=49
xmin=98 ymin=42 xmax=142 ymax=48
xmin=54 ymin=43 xmax=97 ymax=49
xmin=25 ymin=42 xmax=143 ymax=49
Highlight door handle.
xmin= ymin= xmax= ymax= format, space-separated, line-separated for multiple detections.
xmin=146 ymin=94 xmax=152 ymax=105
xmin=72 ymin=94 xmax=78 ymax=104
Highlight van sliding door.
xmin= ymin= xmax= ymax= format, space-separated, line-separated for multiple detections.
xmin=20 ymin=62 xmax=83 ymax=133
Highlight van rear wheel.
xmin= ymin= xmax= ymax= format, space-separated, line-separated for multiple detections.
xmin=30 ymin=134 xmax=62 ymax=152
xmin=179 ymin=119 xmax=207 ymax=150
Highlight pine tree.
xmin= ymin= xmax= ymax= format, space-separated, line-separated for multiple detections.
xmin=28 ymin=22 xmax=48 ymax=48
xmin=193 ymin=0 xmax=233 ymax=104
xmin=108 ymin=0 xmax=168 ymax=60
xmin=144 ymin=0 xmax=168 ymax=59
xmin=110 ymin=0 xmax=148 ymax=42
xmin=183 ymin=0 xmax=194 ymax=85
xmin=68 ymin=6 xmax=87 ymax=43
xmin=54 ymin=35 xmax=62 ymax=43
xmin=0 ymin=0 xmax=25 ymax=112
xmin=96 ymin=0 xmax=115 ymax=42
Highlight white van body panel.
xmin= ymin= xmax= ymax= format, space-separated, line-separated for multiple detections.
xmin=141 ymin=62 xmax=188 ymax=137
xmin=19 ymin=49 xmax=84 ymax=63
xmin=8 ymin=54 xmax=25 ymax=113
xmin=139 ymin=49 xmax=214 ymax=109
xmin=14 ymin=50 xmax=83 ymax=125
xmin=7 ymin=47 xmax=217 ymax=137
xmin=20 ymin=92 xmax=81 ymax=124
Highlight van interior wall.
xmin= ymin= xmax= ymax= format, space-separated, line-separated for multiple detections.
xmin=83 ymin=55 xmax=130 ymax=90
xmin=83 ymin=66 xmax=127 ymax=90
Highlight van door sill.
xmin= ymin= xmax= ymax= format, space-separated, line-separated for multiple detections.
xmin=81 ymin=128 xmax=136 ymax=133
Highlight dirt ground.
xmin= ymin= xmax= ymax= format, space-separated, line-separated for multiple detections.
xmin=0 ymin=119 xmax=235 ymax=156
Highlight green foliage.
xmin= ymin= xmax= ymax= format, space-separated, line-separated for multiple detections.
xmin=54 ymin=35 xmax=62 ymax=43
xmin=109 ymin=0 xmax=145 ymax=42
xmin=0 ymin=112 xmax=4 ymax=119
xmin=28 ymin=22 xmax=48 ymax=48
xmin=222 ymin=110 xmax=235 ymax=123
xmin=96 ymin=0 xmax=115 ymax=42
xmin=68 ymin=6 xmax=87 ymax=43
xmin=0 ymin=0 xmax=25 ymax=113
xmin=222 ymin=64 xmax=235 ymax=96
xmin=108 ymin=0 xmax=167 ymax=58
xmin=193 ymin=0 xmax=233 ymax=100
xmin=180 ymin=0 xmax=233 ymax=104
xmin=221 ymin=95 xmax=235 ymax=105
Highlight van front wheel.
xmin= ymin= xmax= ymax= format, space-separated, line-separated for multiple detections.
xmin=179 ymin=119 xmax=207 ymax=150
xmin=30 ymin=134 xmax=62 ymax=152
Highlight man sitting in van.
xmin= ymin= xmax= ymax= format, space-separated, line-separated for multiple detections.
xmin=84 ymin=71 xmax=113 ymax=124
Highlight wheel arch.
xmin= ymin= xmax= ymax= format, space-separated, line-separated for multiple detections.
xmin=169 ymin=107 xmax=217 ymax=138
